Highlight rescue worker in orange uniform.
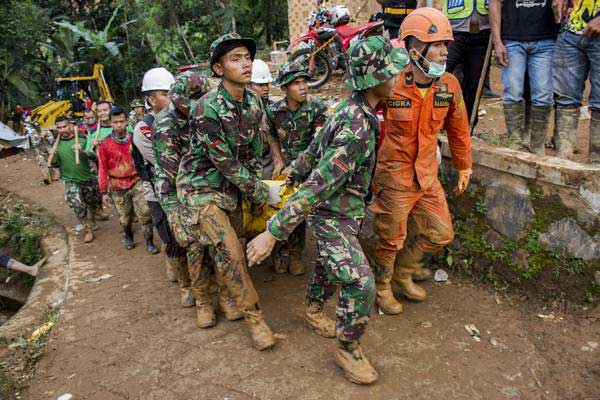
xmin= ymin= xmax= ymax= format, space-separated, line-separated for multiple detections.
xmin=370 ymin=7 xmax=473 ymax=315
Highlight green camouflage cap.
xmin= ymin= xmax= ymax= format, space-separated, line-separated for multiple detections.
xmin=344 ymin=36 xmax=409 ymax=91
xmin=169 ymin=70 xmax=212 ymax=116
xmin=130 ymin=98 xmax=144 ymax=108
xmin=273 ymin=61 xmax=311 ymax=87
xmin=209 ymin=33 xmax=257 ymax=76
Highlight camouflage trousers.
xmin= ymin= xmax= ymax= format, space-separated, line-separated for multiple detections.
xmin=306 ymin=216 xmax=376 ymax=342
xmin=33 ymin=146 xmax=54 ymax=181
xmin=185 ymin=204 xmax=259 ymax=311
xmin=273 ymin=222 xmax=305 ymax=271
xmin=64 ymin=179 xmax=102 ymax=226
xmin=109 ymin=180 xmax=152 ymax=228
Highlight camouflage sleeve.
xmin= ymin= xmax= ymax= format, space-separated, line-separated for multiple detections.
xmin=288 ymin=125 xmax=325 ymax=184
xmin=312 ymin=99 xmax=328 ymax=135
xmin=265 ymin=106 xmax=279 ymax=146
xmin=249 ymin=106 xmax=266 ymax=178
xmin=194 ymin=105 xmax=268 ymax=205
xmin=267 ymin=127 xmax=365 ymax=240
xmin=152 ymin=116 xmax=181 ymax=213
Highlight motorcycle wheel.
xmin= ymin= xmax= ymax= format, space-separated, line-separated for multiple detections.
xmin=289 ymin=48 xmax=332 ymax=89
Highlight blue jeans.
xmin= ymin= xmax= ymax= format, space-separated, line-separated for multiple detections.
xmin=501 ymin=39 xmax=555 ymax=106
xmin=553 ymin=30 xmax=600 ymax=111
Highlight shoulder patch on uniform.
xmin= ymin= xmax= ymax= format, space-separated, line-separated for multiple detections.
xmin=140 ymin=124 xmax=153 ymax=138
xmin=332 ymin=158 xmax=349 ymax=173
xmin=209 ymin=140 xmax=222 ymax=148
xmin=387 ymin=99 xmax=412 ymax=108
xmin=404 ymin=71 xmax=414 ymax=86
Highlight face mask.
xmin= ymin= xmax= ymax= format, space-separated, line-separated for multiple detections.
xmin=412 ymin=49 xmax=446 ymax=79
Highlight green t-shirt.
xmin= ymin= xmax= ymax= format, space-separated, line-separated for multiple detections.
xmin=55 ymin=137 xmax=96 ymax=183
xmin=84 ymin=125 xmax=112 ymax=156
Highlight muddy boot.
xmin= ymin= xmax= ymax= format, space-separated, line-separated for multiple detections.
xmin=95 ymin=208 xmax=110 ymax=221
xmin=143 ymin=224 xmax=159 ymax=255
xmin=288 ymin=251 xmax=305 ymax=276
xmin=334 ymin=341 xmax=378 ymax=385
xmin=412 ymin=268 xmax=432 ymax=281
xmin=590 ymin=110 xmax=600 ymax=164
xmin=83 ymin=224 xmax=94 ymax=243
xmin=503 ymin=101 xmax=528 ymax=150
xmin=165 ymin=257 xmax=178 ymax=283
xmin=196 ymin=302 xmax=216 ymax=328
xmin=218 ymin=289 xmax=243 ymax=321
xmin=244 ymin=307 xmax=276 ymax=351
xmin=529 ymin=105 xmax=552 ymax=155
xmin=305 ymin=301 xmax=336 ymax=338
xmin=554 ymin=107 xmax=579 ymax=159
xmin=376 ymin=282 xmax=404 ymax=315
xmin=393 ymin=273 xmax=427 ymax=302
xmin=122 ymin=225 xmax=134 ymax=250
xmin=180 ymin=287 xmax=195 ymax=307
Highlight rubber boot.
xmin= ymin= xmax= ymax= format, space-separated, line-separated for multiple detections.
xmin=554 ymin=107 xmax=579 ymax=159
xmin=288 ymin=251 xmax=305 ymax=276
xmin=412 ymin=268 xmax=432 ymax=282
xmin=244 ymin=307 xmax=276 ymax=351
xmin=376 ymin=282 xmax=404 ymax=315
xmin=334 ymin=341 xmax=378 ymax=385
xmin=590 ymin=110 xmax=600 ymax=164
xmin=503 ymin=101 xmax=529 ymax=150
xmin=143 ymin=224 xmax=159 ymax=255
xmin=165 ymin=257 xmax=178 ymax=283
xmin=394 ymin=273 xmax=427 ymax=302
xmin=218 ymin=288 xmax=243 ymax=321
xmin=122 ymin=225 xmax=134 ymax=250
xmin=305 ymin=301 xmax=336 ymax=338
xmin=529 ymin=105 xmax=552 ymax=155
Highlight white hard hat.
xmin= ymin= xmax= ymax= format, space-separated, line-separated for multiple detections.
xmin=251 ymin=59 xmax=273 ymax=84
xmin=141 ymin=67 xmax=175 ymax=93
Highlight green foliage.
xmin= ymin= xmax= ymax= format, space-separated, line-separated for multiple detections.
xmin=0 ymin=0 xmax=289 ymax=119
xmin=0 ymin=205 xmax=45 ymax=265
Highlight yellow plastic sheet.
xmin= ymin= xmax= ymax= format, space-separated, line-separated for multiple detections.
xmin=243 ymin=180 xmax=297 ymax=237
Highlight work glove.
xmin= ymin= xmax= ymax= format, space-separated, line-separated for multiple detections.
xmin=454 ymin=168 xmax=472 ymax=195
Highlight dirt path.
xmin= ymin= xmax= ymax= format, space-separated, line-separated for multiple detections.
xmin=1 ymin=153 xmax=598 ymax=400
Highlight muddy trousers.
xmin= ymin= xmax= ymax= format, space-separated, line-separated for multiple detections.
xmin=273 ymin=222 xmax=306 ymax=268
xmin=371 ymin=179 xmax=455 ymax=284
xmin=306 ymin=217 xmax=376 ymax=342
xmin=64 ymin=179 xmax=102 ymax=228
xmin=188 ymin=204 xmax=259 ymax=311
xmin=109 ymin=181 xmax=152 ymax=234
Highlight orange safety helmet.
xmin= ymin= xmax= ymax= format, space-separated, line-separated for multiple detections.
xmin=400 ymin=7 xmax=453 ymax=43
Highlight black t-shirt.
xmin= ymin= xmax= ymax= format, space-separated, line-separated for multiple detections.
xmin=382 ymin=0 xmax=418 ymax=29
xmin=501 ymin=0 xmax=558 ymax=41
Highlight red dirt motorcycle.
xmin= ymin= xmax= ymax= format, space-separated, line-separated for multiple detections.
xmin=288 ymin=4 xmax=383 ymax=89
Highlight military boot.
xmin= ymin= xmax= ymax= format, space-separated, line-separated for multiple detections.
xmin=288 ymin=250 xmax=305 ymax=276
xmin=122 ymin=225 xmax=134 ymax=250
xmin=529 ymin=105 xmax=552 ymax=155
xmin=334 ymin=341 xmax=378 ymax=385
xmin=244 ymin=307 xmax=276 ymax=351
xmin=554 ymin=107 xmax=579 ymax=159
xmin=393 ymin=273 xmax=427 ymax=302
xmin=193 ymin=275 xmax=215 ymax=327
xmin=412 ymin=267 xmax=432 ymax=281
xmin=503 ymin=101 xmax=528 ymax=150
xmin=375 ymin=282 xmax=403 ymax=315
xmin=180 ymin=288 xmax=195 ymax=308
xmin=83 ymin=224 xmax=94 ymax=243
xmin=218 ymin=288 xmax=243 ymax=321
xmin=143 ymin=224 xmax=159 ymax=255
xmin=272 ymin=244 xmax=288 ymax=274
xmin=590 ymin=110 xmax=600 ymax=163
xmin=95 ymin=208 xmax=110 ymax=221
xmin=305 ymin=301 xmax=336 ymax=338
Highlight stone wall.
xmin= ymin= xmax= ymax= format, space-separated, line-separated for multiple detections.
xmin=287 ymin=0 xmax=381 ymax=41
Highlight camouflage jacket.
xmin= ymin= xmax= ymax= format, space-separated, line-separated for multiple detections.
xmin=266 ymin=97 xmax=328 ymax=164
xmin=177 ymin=83 xmax=268 ymax=211
xmin=267 ymin=91 xmax=380 ymax=241
xmin=152 ymin=103 xmax=190 ymax=213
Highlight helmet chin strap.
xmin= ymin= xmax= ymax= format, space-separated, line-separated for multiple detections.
xmin=411 ymin=42 xmax=432 ymax=74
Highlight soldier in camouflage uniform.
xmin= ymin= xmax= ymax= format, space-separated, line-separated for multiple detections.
xmin=176 ymin=33 xmax=275 ymax=351
xmin=29 ymin=123 xmax=56 ymax=184
xmin=153 ymin=70 xmax=242 ymax=324
xmin=247 ymin=36 xmax=409 ymax=384
xmin=266 ymin=61 xmax=328 ymax=276
xmin=128 ymin=98 xmax=145 ymax=132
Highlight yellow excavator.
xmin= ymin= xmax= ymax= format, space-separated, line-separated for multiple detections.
xmin=31 ymin=64 xmax=114 ymax=129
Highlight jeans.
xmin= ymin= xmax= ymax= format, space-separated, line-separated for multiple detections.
xmin=553 ymin=30 xmax=600 ymax=111
xmin=447 ymin=30 xmax=490 ymax=122
xmin=501 ymin=39 xmax=555 ymax=106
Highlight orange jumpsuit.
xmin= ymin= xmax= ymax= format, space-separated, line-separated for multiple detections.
xmin=370 ymin=67 xmax=472 ymax=283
